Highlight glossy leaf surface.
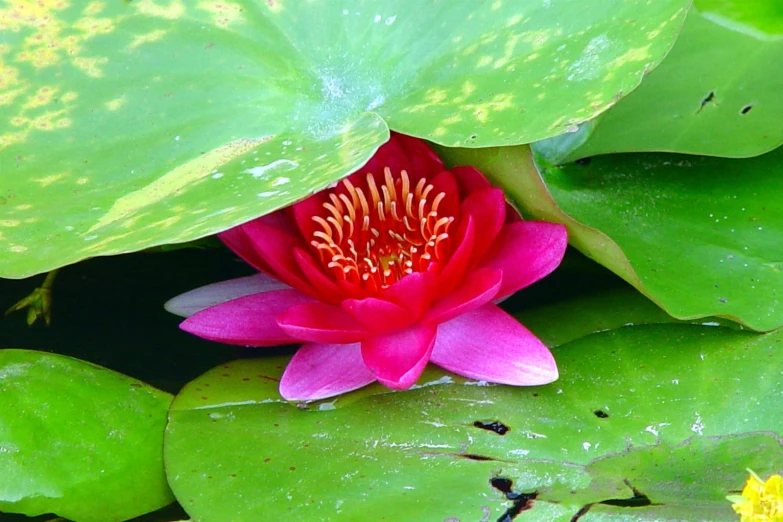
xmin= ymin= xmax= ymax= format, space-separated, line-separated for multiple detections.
xmin=164 ymin=288 xmax=782 ymax=521
xmin=437 ymin=144 xmax=783 ymax=331
xmin=0 ymin=349 xmax=174 ymax=522
xmin=0 ymin=0 xmax=689 ymax=278
xmin=535 ymin=2 xmax=783 ymax=162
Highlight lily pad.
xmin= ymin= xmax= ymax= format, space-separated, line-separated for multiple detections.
xmin=436 ymin=144 xmax=783 ymax=332
xmin=0 ymin=349 xmax=174 ymax=522
xmin=534 ymin=2 xmax=783 ymax=162
xmin=0 ymin=0 xmax=689 ymax=278
xmin=164 ymin=288 xmax=783 ymax=521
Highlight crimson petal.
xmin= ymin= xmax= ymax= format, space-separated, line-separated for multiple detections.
xmin=430 ymin=304 xmax=558 ymax=385
xmin=180 ymin=289 xmax=313 ymax=346
xmin=279 ymin=343 xmax=376 ymax=401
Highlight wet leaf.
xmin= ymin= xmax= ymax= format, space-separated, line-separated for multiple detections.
xmin=164 ymin=290 xmax=782 ymax=521
xmin=535 ymin=2 xmax=783 ymax=161
xmin=437 ymin=144 xmax=783 ymax=332
xmin=0 ymin=0 xmax=689 ymax=278
xmin=0 ymin=349 xmax=174 ymax=522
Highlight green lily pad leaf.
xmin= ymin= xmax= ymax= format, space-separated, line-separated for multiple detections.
xmin=436 ymin=144 xmax=783 ymax=332
xmin=0 ymin=349 xmax=174 ymax=522
xmin=535 ymin=2 xmax=783 ymax=162
xmin=0 ymin=0 xmax=690 ymax=279
xmin=164 ymin=296 xmax=783 ymax=521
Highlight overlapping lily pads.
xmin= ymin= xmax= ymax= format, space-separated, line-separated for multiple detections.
xmin=0 ymin=0 xmax=690 ymax=278
xmin=0 ymin=349 xmax=173 ymax=522
xmin=437 ymin=144 xmax=783 ymax=332
xmin=535 ymin=1 xmax=783 ymax=162
xmin=163 ymin=287 xmax=783 ymax=521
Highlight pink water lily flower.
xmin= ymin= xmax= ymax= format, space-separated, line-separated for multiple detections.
xmin=166 ymin=133 xmax=567 ymax=401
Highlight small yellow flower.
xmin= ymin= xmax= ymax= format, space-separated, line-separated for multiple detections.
xmin=728 ymin=470 xmax=783 ymax=522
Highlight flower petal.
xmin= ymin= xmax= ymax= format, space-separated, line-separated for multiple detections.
xmin=240 ymin=218 xmax=319 ymax=297
xmin=422 ymin=268 xmax=502 ymax=325
xmin=279 ymin=343 xmax=376 ymax=401
xmin=460 ymin=187 xmax=506 ymax=264
xmin=361 ymin=324 xmax=437 ymax=390
xmin=277 ymin=302 xmax=369 ymax=343
xmin=383 ymin=272 xmax=438 ymax=318
xmin=164 ymin=274 xmax=290 ymax=318
xmin=218 ymin=227 xmax=273 ymax=274
xmin=436 ymin=216 xmax=475 ymax=296
xmin=427 ymin=170 xmax=460 ymax=219
xmin=451 ymin=165 xmax=491 ymax=197
xmin=342 ymin=298 xmax=415 ymax=333
xmin=431 ymin=304 xmax=558 ymax=385
xmin=180 ymin=289 xmax=313 ymax=346
xmin=483 ymin=221 xmax=568 ymax=299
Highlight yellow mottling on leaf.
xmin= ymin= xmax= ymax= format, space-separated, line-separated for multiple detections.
xmin=0 ymin=88 xmax=25 ymax=106
xmin=432 ymin=127 xmax=447 ymax=137
xmin=15 ymin=204 xmax=32 ymax=210
xmin=198 ymin=0 xmax=245 ymax=27
xmin=31 ymin=172 xmax=68 ymax=187
xmin=23 ymin=217 xmax=37 ymax=224
xmin=610 ymin=45 xmax=652 ymax=68
xmin=461 ymin=81 xmax=476 ymax=96
xmin=105 ymin=95 xmax=126 ymax=111
xmin=76 ymin=177 xmax=89 ymax=185
xmin=88 ymin=136 xmax=272 ymax=232
xmin=73 ymin=56 xmax=108 ymax=77
xmin=477 ymin=55 xmax=493 ymax=68
xmin=73 ymin=16 xmax=114 ymax=38
xmin=153 ymin=216 xmax=181 ymax=229
xmin=491 ymin=1 xmax=502 ymax=10
xmin=61 ymin=91 xmax=78 ymax=103
xmin=0 ymin=132 xmax=25 ymax=148
xmin=443 ymin=114 xmax=462 ymax=125
xmin=0 ymin=220 xmax=20 ymax=227
xmin=133 ymin=0 xmax=186 ymax=20
xmin=128 ymin=29 xmax=168 ymax=49
xmin=9 ymin=245 xmax=27 ymax=253
xmin=84 ymin=1 xmax=105 ymax=15
xmin=506 ymin=14 xmax=524 ymax=27
xmin=22 ymin=85 xmax=58 ymax=110
xmin=524 ymin=52 xmax=540 ymax=63
xmin=0 ymin=0 xmax=70 ymax=31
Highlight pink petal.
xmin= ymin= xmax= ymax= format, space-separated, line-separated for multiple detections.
xmin=422 ymin=268 xmax=502 ymax=325
xmin=180 ymin=289 xmax=313 ymax=346
xmin=451 ymin=165 xmax=491 ymax=198
xmin=165 ymin=274 xmax=290 ymax=318
xmin=460 ymin=187 xmax=506 ymax=265
xmin=277 ymin=302 xmax=369 ymax=343
xmin=483 ymin=221 xmax=568 ymax=299
xmin=279 ymin=343 xmax=377 ymax=401
xmin=342 ymin=298 xmax=415 ymax=333
xmin=361 ymin=324 xmax=437 ymax=390
xmin=430 ymin=304 xmax=558 ymax=385
xmin=436 ymin=216 xmax=475 ymax=297
xmin=383 ymin=272 xmax=438 ymax=318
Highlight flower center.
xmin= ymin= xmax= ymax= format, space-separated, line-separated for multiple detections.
xmin=309 ymin=167 xmax=455 ymax=292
